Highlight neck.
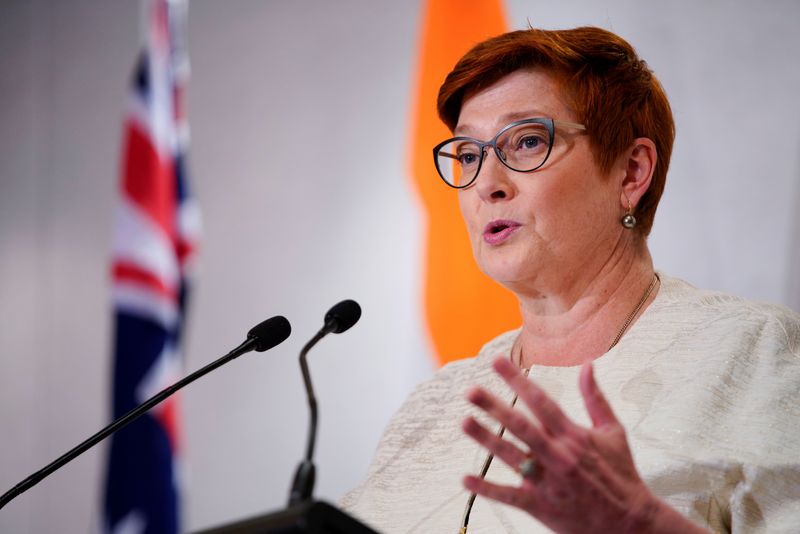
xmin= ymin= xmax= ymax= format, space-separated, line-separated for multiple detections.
xmin=514 ymin=241 xmax=656 ymax=368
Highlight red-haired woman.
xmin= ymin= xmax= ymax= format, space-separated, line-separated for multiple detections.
xmin=344 ymin=27 xmax=800 ymax=533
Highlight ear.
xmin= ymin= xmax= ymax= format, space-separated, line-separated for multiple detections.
xmin=619 ymin=137 xmax=656 ymax=209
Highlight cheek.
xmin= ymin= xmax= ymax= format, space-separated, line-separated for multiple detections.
xmin=531 ymin=164 xmax=614 ymax=235
xmin=558 ymin=182 xmax=617 ymax=236
xmin=457 ymin=191 xmax=479 ymax=232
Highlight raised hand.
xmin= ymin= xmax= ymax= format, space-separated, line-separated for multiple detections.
xmin=462 ymin=356 xmax=709 ymax=533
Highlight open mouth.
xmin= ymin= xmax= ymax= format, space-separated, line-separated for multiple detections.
xmin=483 ymin=220 xmax=521 ymax=244
xmin=485 ymin=219 xmax=520 ymax=233
xmin=490 ymin=223 xmax=510 ymax=234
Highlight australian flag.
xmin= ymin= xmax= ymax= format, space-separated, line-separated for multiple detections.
xmin=102 ymin=1 xmax=199 ymax=532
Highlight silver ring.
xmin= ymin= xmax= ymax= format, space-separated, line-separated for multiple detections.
xmin=518 ymin=456 xmax=538 ymax=479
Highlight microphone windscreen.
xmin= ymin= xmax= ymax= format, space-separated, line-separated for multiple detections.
xmin=324 ymin=299 xmax=362 ymax=334
xmin=247 ymin=315 xmax=292 ymax=352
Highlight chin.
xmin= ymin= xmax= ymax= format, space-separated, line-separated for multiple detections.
xmin=477 ymin=257 xmax=534 ymax=288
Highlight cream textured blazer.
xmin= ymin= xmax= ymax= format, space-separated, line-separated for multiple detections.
xmin=343 ymin=275 xmax=800 ymax=533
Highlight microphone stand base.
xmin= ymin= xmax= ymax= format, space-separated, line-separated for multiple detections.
xmin=194 ymin=500 xmax=379 ymax=534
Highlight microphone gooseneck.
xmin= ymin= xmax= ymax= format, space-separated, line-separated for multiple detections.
xmin=0 ymin=315 xmax=291 ymax=511
xmin=288 ymin=300 xmax=362 ymax=506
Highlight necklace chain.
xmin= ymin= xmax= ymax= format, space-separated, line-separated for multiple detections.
xmin=459 ymin=272 xmax=660 ymax=533
xmin=607 ymin=272 xmax=660 ymax=351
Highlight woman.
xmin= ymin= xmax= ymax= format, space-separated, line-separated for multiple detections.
xmin=343 ymin=27 xmax=800 ymax=533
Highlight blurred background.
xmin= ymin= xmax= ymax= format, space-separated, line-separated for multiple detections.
xmin=1 ymin=0 xmax=799 ymax=532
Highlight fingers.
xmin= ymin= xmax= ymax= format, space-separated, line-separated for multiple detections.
xmin=462 ymin=358 xmax=645 ymax=532
xmin=463 ymin=475 xmax=538 ymax=513
xmin=492 ymin=357 xmax=573 ymax=435
xmin=465 ymin=386 xmax=563 ymax=464
xmin=462 ymin=415 xmax=528 ymax=466
xmin=465 ymin=358 xmax=622 ymax=477
xmin=579 ymin=362 xmax=618 ymax=428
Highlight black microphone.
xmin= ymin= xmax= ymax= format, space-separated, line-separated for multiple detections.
xmin=0 ymin=315 xmax=291 ymax=510
xmin=288 ymin=299 xmax=362 ymax=506
xmin=323 ymin=299 xmax=361 ymax=334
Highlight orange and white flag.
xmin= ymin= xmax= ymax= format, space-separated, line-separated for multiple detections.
xmin=409 ymin=0 xmax=519 ymax=366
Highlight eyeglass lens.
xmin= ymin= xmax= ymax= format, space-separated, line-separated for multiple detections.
xmin=436 ymin=121 xmax=552 ymax=187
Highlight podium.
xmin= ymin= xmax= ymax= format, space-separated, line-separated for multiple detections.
xmin=195 ymin=500 xmax=380 ymax=534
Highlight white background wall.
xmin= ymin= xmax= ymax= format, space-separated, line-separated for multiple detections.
xmin=1 ymin=1 xmax=798 ymax=532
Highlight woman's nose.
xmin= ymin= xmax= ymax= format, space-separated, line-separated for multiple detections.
xmin=475 ymin=149 xmax=516 ymax=202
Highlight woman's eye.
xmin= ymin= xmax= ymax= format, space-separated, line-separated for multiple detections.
xmin=518 ymin=135 xmax=545 ymax=150
xmin=458 ymin=152 xmax=480 ymax=166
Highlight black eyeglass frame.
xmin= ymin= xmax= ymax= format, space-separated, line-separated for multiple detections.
xmin=432 ymin=117 xmax=586 ymax=189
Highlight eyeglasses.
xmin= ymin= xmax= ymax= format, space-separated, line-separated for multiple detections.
xmin=432 ymin=118 xmax=586 ymax=189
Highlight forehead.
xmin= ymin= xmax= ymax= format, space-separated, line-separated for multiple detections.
xmin=455 ymin=69 xmax=572 ymax=137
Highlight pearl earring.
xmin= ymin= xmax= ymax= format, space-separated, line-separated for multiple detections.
xmin=621 ymin=199 xmax=636 ymax=229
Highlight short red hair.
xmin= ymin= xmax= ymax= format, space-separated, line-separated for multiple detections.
xmin=437 ymin=27 xmax=674 ymax=236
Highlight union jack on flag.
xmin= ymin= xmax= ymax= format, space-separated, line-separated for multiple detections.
xmin=102 ymin=0 xmax=199 ymax=532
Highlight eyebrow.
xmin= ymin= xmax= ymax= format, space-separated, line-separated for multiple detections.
xmin=454 ymin=109 xmax=548 ymax=137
